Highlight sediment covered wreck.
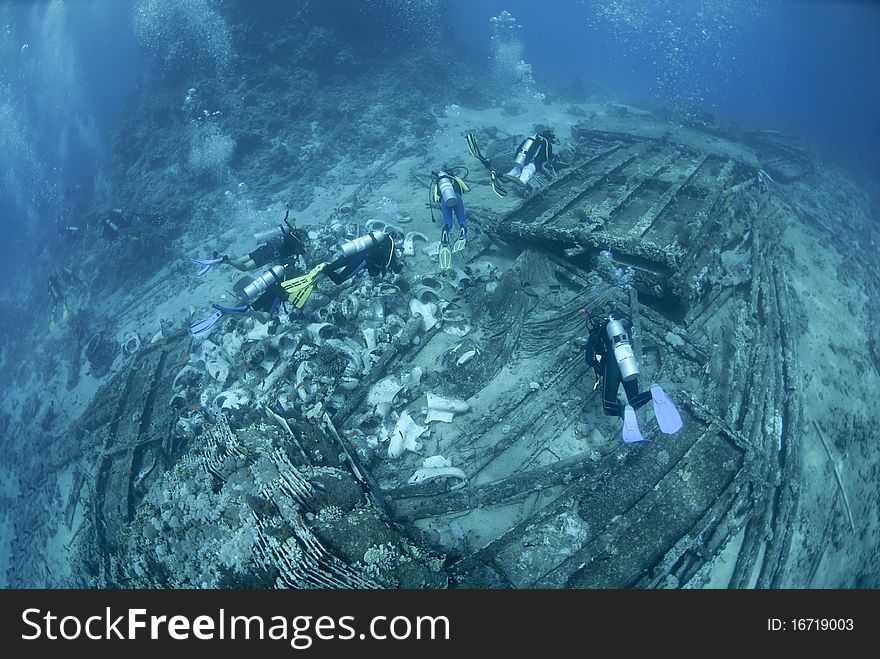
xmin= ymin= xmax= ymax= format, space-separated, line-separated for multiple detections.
xmin=58 ymin=112 xmax=880 ymax=589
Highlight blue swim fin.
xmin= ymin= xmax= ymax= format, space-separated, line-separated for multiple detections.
xmin=622 ymin=404 xmax=649 ymax=444
xmin=651 ymin=384 xmax=683 ymax=434
xmin=191 ymin=256 xmax=224 ymax=277
xmin=190 ymin=310 xmax=224 ymax=335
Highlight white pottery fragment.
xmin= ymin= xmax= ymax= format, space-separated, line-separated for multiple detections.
xmin=424 ymin=393 xmax=470 ymax=423
xmin=456 ymin=349 xmax=477 ymax=365
xmin=246 ymin=321 xmax=270 ymax=342
xmin=403 ymin=231 xmax=428 ymax=257
xmin=423 ymin=455 xmax=452 ymax=469
xmin=204 ymin=356 xmax=230 ymax=384
xmin=367 ymin=376 xmax=404 ymax=415
xmin=362 ymin=327 xmax=377 ymax=352
xmin=214 ymin=388 xmax=249 ymax=410
xmin=409 ymin=299 xmax=439 ymax=332
xmin=388 ymin=411 xmax=426 ymax=458
xmin=307 ymin=322 xmax=335 ymax=344
xmin=222 ymin=331 xmax=244 ymax=359
xmin=408 ymin=454 xmax=467 ymax=487
xmin=423 ymin=241 xmax=441 ymax=257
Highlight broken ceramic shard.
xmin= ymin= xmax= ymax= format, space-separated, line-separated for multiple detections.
xmin=246 ymin=321 xmax=270 ymax=342
xmin=388 ymin=411 xmax=426 ymax=458
xmin=367 ymin=376 xmax=405 ymax=418
xmin=409 ymin=455 xmax=467 ymax=487
xmin=403 ymin=231 xmax=427 ymax=256
xmin=448 ymin=267 xmax=472 ymax=290
xmin=424 ymin=392 xmax=470 ymax=423
xmin=214 ymin=387 xmax=249 ymax=410
xmin=456 ymin=349 xmax=477 ymax=365
xmin=441 ymin=308 xmax=470 ymax=336
xmin=307 ymin=322 xmax=335 ymax=344
xmin=409 ymin=298 xmax=439 ymax=332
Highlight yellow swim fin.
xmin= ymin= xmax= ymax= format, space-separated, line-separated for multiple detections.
xmin=452 ymin=228 xmax=467 ymax=253
xmin=281 ymin=263 xmax=327 ymax=309
xmin=466 ymin=132 xmax=490 ymax=169
xmin=439 ymin=245 xmax=452 ymax=271
xmin=62 ymin=304 xmax=69 ymax=320
xmin=490 ymin=170 xmax=508 ymax=198
xmin=439 ymin=229 xmax=452 ymax=270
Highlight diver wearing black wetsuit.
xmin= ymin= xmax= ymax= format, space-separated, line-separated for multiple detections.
xmin=586 ymin=314 xmax=652 ymax=418
xmin=505 ymin=128 xmax=556 ymax=185
xmin=324 ymin=231 xmax=401 ymax=285
xmin=225 ymin=223 xmax=308 ymax=272
xmin=585 ymin=311 xmax=683 ymax=443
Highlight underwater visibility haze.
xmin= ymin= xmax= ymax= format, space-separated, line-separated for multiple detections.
xmin=0 ymin=0 xmax=878 ymax=589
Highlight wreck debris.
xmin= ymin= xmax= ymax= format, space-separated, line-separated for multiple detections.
xmin=813 ymin=420 xmax=855 ymax=535
xmin=42 ymin=113 xmax=875 ymax=591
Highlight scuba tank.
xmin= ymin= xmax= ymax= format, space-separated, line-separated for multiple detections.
xmin=436 ymin=171 xmax=459 ymax=208
xmin=341 ymin=231 xmax=385 ymax=258
xmin=605 ymin=317 xmax=640 ymax=382
xmin=242 ymin=264 xmax=285 ymax=302
xmin=253 ymin=225 xmax=285 ymax=244
xmin=514 ymin=137 xmax=535 ymax=168
xmin=103 ymin=218 xmax=120 ymax=237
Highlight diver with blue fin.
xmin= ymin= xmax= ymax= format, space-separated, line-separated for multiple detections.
xmin=190 ymin=263 xmax=294 ymax=335
xmin=585 ymin=310 xmax=683 ymax=443
xmin=429 ymin=169 xmax=469 ymax=270
xmin=191 ymin=207 xmax=309 ymax=276
xmin=280 ymin=230 xmax=402 ymax=309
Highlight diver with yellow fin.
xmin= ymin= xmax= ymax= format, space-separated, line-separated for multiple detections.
xmin=280 ymin=230 xmax=402 ymax=309
xmin=466 ymin=132 xmax=507 ymax=198
xmin=429 ymin=169 xmax=469 ymax=271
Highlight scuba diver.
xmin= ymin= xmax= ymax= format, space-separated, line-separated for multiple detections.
xmin=191 ymin=208 xmax=309 ymax=276
xmin=280 ymin=230 xmax=402 ymax=309
xmin=101 ymin=208 xmax=127 ymax=239
xmin=465 ymin=132 xmax=508 ymax=198
xmin=504 ymin=127 xmax=557 ymax=187
xmin=48 ymin=271 xmax=68 ymax=332
xmin=585 ymin=310 xmax=683 ymax=443
xmin=429 ymin=169 xmax=469 ymax=270
xmin=190 ymin=263 xmax=295 ymax=335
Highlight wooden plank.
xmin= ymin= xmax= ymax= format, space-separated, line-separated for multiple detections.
xmin=391 ymin=450 xmax=602 ymax=521
xmin=628 ymin=155 xmax=708 ymax=238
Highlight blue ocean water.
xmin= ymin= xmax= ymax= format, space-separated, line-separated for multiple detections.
xmin=0 ymin=0 xmax=143 ymax=282
xmin=0 ymin=0 xmax=878 ymax=591
xmin=2 ymin=0 xmax=877 ymax=288
xmin=449 ymin=0 xmax=880 ymax=181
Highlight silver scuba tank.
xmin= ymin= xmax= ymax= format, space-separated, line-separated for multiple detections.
xmin=437 ymin=172 xmax=459 ymax=208
xmin=606 ymin=318 xmax=640 ymax=382
xmin=340 ymin=231 xmax=385 ymax=258
xmin=514 ymin=137 xmax=535 ymax=167
xmin=242 ymin=264 xmax=285 ymax=302
xmin=253 ymin=225 xmax=285 ymax=244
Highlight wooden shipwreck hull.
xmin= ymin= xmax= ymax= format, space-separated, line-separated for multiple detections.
xmin=81 ymin=120 xmax=823 ymax=588
xmin=373 ymin=123 xmax=806 ymax=588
